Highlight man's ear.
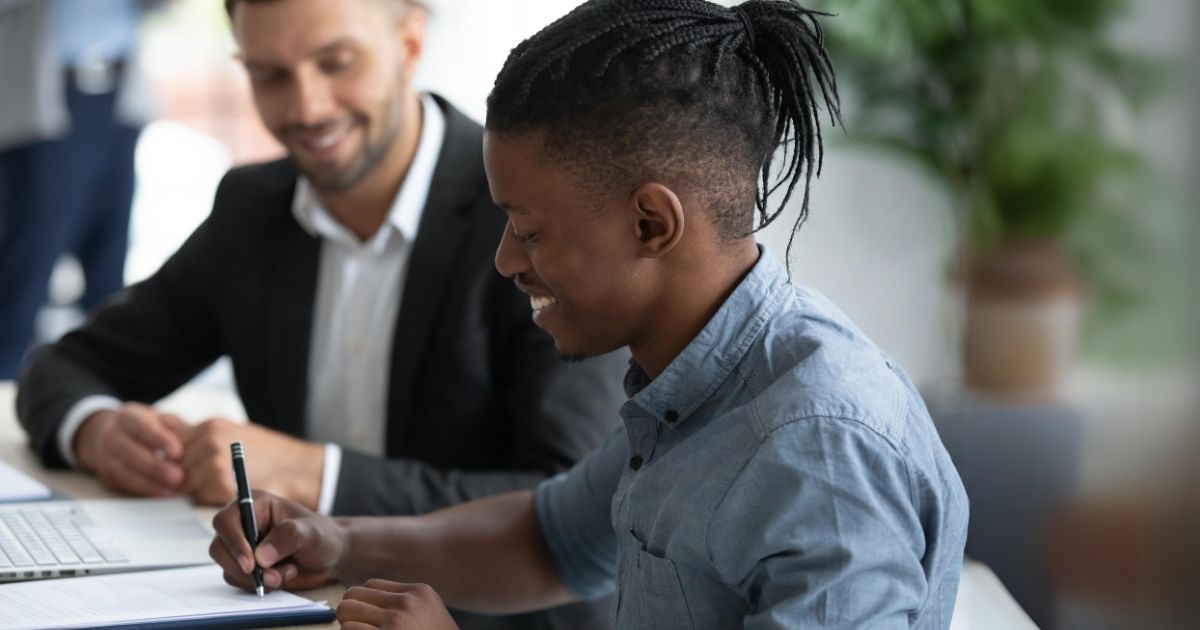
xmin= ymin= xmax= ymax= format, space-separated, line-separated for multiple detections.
xmin=396 ymin=8 xmax=428 ymax=83
xmin=630 ymin=183 xmax=684 ymax=258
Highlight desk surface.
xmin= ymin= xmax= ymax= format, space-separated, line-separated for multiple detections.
xmin=1 ymin=381 xmax=1036 ymax=630
xmin=0 ymin=382 xmax=343 ymax=629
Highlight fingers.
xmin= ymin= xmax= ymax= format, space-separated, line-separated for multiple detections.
xmin=210 ymin=501 xmax=256 ymax=576
xmin=215 ymin=549 xmax=288 ymax=593
xmin=121 ymin=404 xmax=186 ymax=460
xmin=179 ymin=419 xmax=236 ymax=505
xmin=109 ymin=405 xmax=186 ymax=490
xmin=342 ymin=583 xmax=413 ymax=608
xmin=80 ymin=406 xmax=187 ymax=496
xmin=266 ymin=562 xmax=299 ymax=584
xmin=255 ymin=515 xmax=309 ymax=569
xmin=177 ymin=420 xmax=322 ymax=509
xmin=181 ymin=418 xmax=233 ymax=470
xmin=210 ymin=495 xmax=293 ymax=593
xmin=99 ymin=454 xmax=178 ymax=497
xmin=359 ymin=578 xmax=429 ymax=594
xmin=108 ymin=428 xmax=184 ymax=490
xmin=338 ymin=582 xmax=450 ymax=629
xmin=159 ymin=412 xmax=193 ymax=441
xmin=339 ymin=622 xmax=381 ymax=630
xmin=219 ymin=565 xmax=289 ymax=595
xmin=210 ymin=491 xmax=339 ymax=594
xmin=211 ymin=536 xmax=256 ymax=590
xmin=336 ymin=598 xmax=385 ymax=627
xmin=181 ymin=470 xmax=234 ymax=505
xmin=180 ymin=451 xmax=234 ymax=505
xmin=211 ymin=491 xmax=299 ymax=571
xmin=261 ymin=562 xmax=304 ymax=590
xmin=250 ymin=500 xmax=336 ymax=591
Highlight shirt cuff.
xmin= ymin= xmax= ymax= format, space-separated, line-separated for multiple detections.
xmin=316 ymin=443 xmax=342 ymax=516
xmin=57 ymin=395 xmax=123 ymax=469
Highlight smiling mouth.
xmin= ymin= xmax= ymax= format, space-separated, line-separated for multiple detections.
xmin=530 ymin=295 xmax=558 ymax=313
xmin=291 ymin=123 xmax=355 ymax=158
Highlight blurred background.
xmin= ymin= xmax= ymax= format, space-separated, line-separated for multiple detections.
xmin=1 ymin=0 xmax=1196 ymax=627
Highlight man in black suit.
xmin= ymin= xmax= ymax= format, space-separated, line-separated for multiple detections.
xmin=18 ymin=0 xmax=621 ymax=619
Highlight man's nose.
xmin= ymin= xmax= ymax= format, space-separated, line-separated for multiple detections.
xmin=287 ymin=66 xmax=336 ymax=126
xmin=494 ymin=221 xmax=529 ymax=279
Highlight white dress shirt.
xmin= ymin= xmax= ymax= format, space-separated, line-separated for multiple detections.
xmin=57 ymin=94 xmax=446 ymax=516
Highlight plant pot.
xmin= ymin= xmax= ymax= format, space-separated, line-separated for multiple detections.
xmin=964 ymin=239 xmax=1084 ymax=401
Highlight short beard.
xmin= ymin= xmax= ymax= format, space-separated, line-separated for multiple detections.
xmin=558 ymin=353 xmax=593 ymax=363
xmin=296 ymin=89 xmax=405 ymax=194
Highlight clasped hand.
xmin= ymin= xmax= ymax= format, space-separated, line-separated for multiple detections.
xmin=75 ymin=404 xmax=324 ymax=508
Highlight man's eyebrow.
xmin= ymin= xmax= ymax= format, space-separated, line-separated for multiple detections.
xmin=241 ymin=58 xmax=280 ymax=73
xmin=309 ymin=38 xmax=357 ymax=57
xmin=240 ymin=38 xmax=357 ymax=69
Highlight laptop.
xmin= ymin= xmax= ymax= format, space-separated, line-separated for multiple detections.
xmin=0 ymin=498 xmax=213 ymax=582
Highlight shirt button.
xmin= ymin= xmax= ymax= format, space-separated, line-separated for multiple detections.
xmin=664 ymin=410 xmax=679 ymax=424
xmin=629 ymin=455 xmax=643 ymax=471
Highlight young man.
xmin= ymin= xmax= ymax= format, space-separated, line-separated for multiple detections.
xmin=17 ymin=1 xmax=623 ymax=627
xmin=211 ymin=1 xmax=970 ymax=628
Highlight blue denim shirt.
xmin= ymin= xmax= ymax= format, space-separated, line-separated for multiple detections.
xmin=535 ymin=246 xmax=969 ymax=629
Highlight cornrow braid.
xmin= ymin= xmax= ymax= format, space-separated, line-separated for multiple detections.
xmin=487 ymin=0 xmax=841 ymax=264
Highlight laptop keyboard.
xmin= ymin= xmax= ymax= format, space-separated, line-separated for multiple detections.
xmin=0 ymin=505 xmax=128 ymax=568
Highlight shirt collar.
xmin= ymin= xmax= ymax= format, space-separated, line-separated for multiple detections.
xmin=621 ymin=245 xmax=790 ymax=427
xmin=291 ymin=93 xmax=446 ymax=251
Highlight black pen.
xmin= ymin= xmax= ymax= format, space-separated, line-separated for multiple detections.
xmin=231 ymin=441 xmax=265 ymax=598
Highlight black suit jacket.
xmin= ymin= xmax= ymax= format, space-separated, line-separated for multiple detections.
xmin=17 ymin=96 xmax=623 ymax=629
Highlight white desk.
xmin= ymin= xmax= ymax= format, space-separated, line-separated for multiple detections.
xmin=1 ymin=381 xmax=1036 ymax=629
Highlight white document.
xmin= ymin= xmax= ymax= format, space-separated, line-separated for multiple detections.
xmin=949 ymin=560 xmax=1038 ymax=630
xmin=0 ymin=458 xmax=52 ymax=501
xmin=0 ymin=564 xmax=332 ymax=629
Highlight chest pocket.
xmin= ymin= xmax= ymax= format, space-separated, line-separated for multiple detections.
xmin=615 ymin=530 xmax=695 ymax=629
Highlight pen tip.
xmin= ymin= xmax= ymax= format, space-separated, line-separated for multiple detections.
xmin=256 ymin=586 xmax=265 ymax=599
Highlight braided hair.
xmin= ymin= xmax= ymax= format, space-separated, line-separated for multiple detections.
xmin=486 ymin=0 xmax=841 ymax=257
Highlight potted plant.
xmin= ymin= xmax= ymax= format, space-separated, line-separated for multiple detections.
xmin=815 ymin=0 xmax=1157 ymax=400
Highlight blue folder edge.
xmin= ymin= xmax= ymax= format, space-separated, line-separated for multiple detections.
xmin=75 ymin=606 xmax=337 ymax=630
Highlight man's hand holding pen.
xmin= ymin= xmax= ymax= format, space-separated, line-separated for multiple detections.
xmin=210 ymin=491 xmax=460 ymax=629
xmin=210 ymin=489 xmax=346 ymax=593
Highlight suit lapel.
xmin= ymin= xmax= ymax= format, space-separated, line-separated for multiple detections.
xmin=386 ymin=96 xmax=485 ymax=449
xmin=262 ymin=164 xmax=320 ymax=436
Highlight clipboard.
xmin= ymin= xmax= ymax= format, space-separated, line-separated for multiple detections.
xmin=0 ymin=565 xmax=337 ymax=630
xmin=74 ymin=606 xmax=336 ymax=629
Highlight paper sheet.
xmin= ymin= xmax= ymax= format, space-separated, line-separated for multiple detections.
xmin=0 ymin=458 xmax=52 ymax=502
xmin=949 ymin=560 xmax=1038 ymax=630
xmin=0 ymin=564 xmax=331 ymax=629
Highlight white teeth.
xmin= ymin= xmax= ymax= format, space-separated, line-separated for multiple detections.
xmin=530 ymin=295 xmax=557 ymax=312
xmin=306 ymin=127 xmax=348 ymax=149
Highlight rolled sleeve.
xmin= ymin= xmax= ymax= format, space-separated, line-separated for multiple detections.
xmin=534 ymin=428 xmax=626 ymax=601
